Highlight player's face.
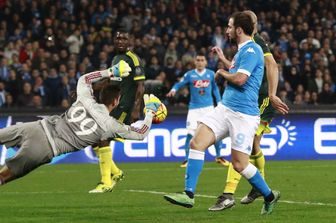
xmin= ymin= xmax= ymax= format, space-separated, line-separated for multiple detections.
xmin=226 ymin=18 xmax=236 ymax=41
xmin=195 ymin=56 xmax=207 ymax=70
xmin=114 ymin=32 xmax=129 ymax=53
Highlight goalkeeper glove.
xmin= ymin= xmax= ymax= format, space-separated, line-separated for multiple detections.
xmin=143 ymin=94 xmax=161 ymax=114
xmin=109 ymin=60 xmax=132 ymax=80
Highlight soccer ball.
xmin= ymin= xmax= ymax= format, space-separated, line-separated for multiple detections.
xmin=144 ymin=103 xmax=168 ymax=124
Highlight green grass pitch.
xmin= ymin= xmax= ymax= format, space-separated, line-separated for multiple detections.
xmin=0 ymin=160 xmax=335 ymax=223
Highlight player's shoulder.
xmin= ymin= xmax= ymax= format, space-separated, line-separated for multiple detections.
xmin=243 ymin=41 xmax=263 ymax=56
xmin=184 ymin=69 xmax=194 ymax=76
xmin=125 ymin=50 xmax=142 ymax=66
xmin=252 ymin=33 xmax=271 ymax=55
xmin=205 ymin=68 xmax=215 ymax=76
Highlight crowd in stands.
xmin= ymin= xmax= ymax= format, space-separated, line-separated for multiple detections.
xmin=0 ymin=0 xmax=335 ymax=109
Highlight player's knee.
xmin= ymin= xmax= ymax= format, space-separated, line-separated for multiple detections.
xmin=231 ymin=160 xmax=245 ymax=173
xmin=189 ymin=138 xmax=199 ymax=150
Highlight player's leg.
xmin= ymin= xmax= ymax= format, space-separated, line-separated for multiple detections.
xmin=240 ymin=133 xmax=264 ymax=204
xmin=241 ymin=110 xmax=273 ymax=204
xmin=230 ymin=112 xmax=279 ymax=215
xmin=164 ymin=123 xmax=216 ymax=208
xmin=214 ymin=140 xmax=229 ymax=167
xmin=1 ymin=122 xmax=54 ymax=185
xmin=208 ymin=161 xmax=240 ymax=211
xmin=89 ymin=140 xmax=122 ymax=193
xmin=180 ymin=110 xmax=197 ymax=167
xmin=180 ymin=134 xmax=192 ymax=167
xmin=0 ymin=124 xmax=25 ymax=185
xmin=164 ymin=104 xmax=229 ymax=208
xmin=0 ymin=165 xmax=16 ymax=185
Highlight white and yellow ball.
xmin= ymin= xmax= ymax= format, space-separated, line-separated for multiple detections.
xmin=144 ymin=103 xmax=168 ymax=124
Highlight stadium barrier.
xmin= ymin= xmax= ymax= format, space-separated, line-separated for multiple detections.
xmin=0 ymin=106 xmax=335 ymax=164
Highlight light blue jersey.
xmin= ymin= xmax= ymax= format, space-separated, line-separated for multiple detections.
xmin=172 ymin=69 xmax=221 ymax=109
xmin=222 ymin=40 xmax=264 ymax=115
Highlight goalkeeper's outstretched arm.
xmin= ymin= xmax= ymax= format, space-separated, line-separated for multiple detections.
xmin=103 ymin=94 xmax=161 ymax=141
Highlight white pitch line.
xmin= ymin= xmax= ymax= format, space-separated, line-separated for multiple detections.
xmin=2 ymin=189 xmax=336 ymax=207
xmin=126 ymin=189 xmax=336 ymax=207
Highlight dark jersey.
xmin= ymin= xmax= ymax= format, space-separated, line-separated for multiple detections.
xmin=111 ymin=50 xmax=145 ymax=124
xmin=252 ymin=34 xmax=272 ymax=97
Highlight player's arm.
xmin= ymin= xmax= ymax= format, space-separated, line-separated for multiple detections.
xmin=77 ymin=61 xmax=131 ymax=99
xmin=104 ymin=94 xmax=160 ymax=140
xmin=166 ymin=73 xmax=190 ymax=97
xmin=216 ymin=49 xmax=258 ymax=86
xmin=265 ymin=54 xmax=289 ymax=114
xmin=211 ymin=72 xmax=221 ymax=103
xmin=211 ymin=46 xmax=231 ymax=69
xmin=216 ymin=70 xmax=248 ymax=86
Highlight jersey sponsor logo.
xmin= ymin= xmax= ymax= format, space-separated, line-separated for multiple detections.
xmin=261 ymin=119 xmax=297 ymax=156
xmin=314 ymin=118 xmax=336 ymax=154
xmin=246 ymin=47 xmax=256 ymax=54
xmin=192 ymin=80 xmax=210 ymax=88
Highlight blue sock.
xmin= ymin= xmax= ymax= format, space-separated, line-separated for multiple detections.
xmin=240 ymin=163 xmax=272 ymax=198
xmin=185 ymin=149 xmax=205 ymax=193
xmin=214 ymin=140 xmax=222 ymax=158
xmin=184 ymin=134 xmax=193 ymax=161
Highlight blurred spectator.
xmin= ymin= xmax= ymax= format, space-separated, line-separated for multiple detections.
xmin=65 ymin=29 xmax=84 ymax=56
xmin=293 ymin=94 xmax=305 ymax=105
xmin=0 ymin=57 xmax=10 ymax=81
xmin=32 ymin=75 xmax=46 ymax=104
xmin=212 ymin=26 xmax=226 ymax=49
xmin=0 ymin=0 xmax=335 ymax=108
xmin=58 ymin=76 xmax=72 ymax=102
xmin=303 ymin=91 xmax=311 ymax=105
xmin=0 ymin=81 xmax=6 ymax=106
xmin=318 ymin=82 xmax=335 ymax=104
xmin=3 ymin=93 xmax=15 ymax=108
xmin=44 ymin=68 xmax=61 ymax=107
xmin=314 ymin=69 xmax=324 ymax=93
xmin=310 ymin=92 xmax=319 ymax=105
xmin=32 ymin=94 xmax=43 ymax=109
xmin=146 ymin=56 xmax=161 ymax=80
xmin=17 ymin=82 xmax=34 ymax=107
xmin=164 ymin=41 xmax=178 ymax=66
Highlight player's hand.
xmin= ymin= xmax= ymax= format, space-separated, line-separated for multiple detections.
xmin=269 ymin=95 xmax=289 ymax=115
xmin=143 ymin=94 xmax=161 ymax=113
xmin=166 ymin=90 xmax=176 ymax=97
xmin=110 ymin=60 xmax=132 ymax=79
xmin=215 ymin=69 xmax=225 ymax=80
xmin=211 ymin=46 xmax=226 ymax=62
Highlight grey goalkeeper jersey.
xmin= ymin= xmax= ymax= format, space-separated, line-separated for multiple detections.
xmin=41 ymin=70 xmax=154 ymax=156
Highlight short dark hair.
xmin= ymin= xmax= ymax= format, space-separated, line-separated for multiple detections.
xmin=232 ymin=12 xmax=254 ymax=36
xmin=115 ymin=25 xmax=128 ymax=35
xmin=196 ymin=52 xmax=206 ymax=57
xmin=99 ymin=84 xmax=121 ymax=106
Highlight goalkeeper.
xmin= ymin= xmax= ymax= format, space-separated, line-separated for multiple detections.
xmin=0 ymin=61 xmax=160 ymax=186
xmin=89 ymin=28 xmax=146 ymax=193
